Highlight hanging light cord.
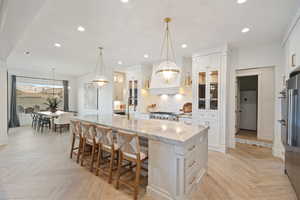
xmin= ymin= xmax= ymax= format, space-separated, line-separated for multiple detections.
xmin=160 ymin=18 xmax=176 ymax=63
xmin=95 ymin=47 xmax=104 ymax=76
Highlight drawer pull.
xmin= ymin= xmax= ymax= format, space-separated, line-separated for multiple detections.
xmin=189 ymin=177 xmax=196 ymax=185
xmin=188 ymin=145 xmax=196 ymax=152
xmin=188 ymin=160 xmax=196 ymax=168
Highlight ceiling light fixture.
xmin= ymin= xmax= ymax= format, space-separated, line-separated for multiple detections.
xmin=144 ymin=54 xmax=149 ymax=58
xmin=237 ymin=0 xmax=247 ymax=4
xmin=92 ymin=47 xmax=109 ymax=88
xmin=120 ymin=0 xmax=129 ymax=3
xmin=118 ymin=61 xmax=123 ymax=65
xmin=24 ymin=51 xmax=30 ymax=55
xmin=54 ymin=43 xmax=61 ymax=47
xmin=77 ymin=26 xmax=85 ymax=32
xmin=181 ymin=44 xmax=188 ymax=48
xmin=241 ymin=27 xmax=250 ymax=33
xmin=156 ymin=17 xmax=180 ymax=83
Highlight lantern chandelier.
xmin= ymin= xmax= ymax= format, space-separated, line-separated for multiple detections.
xmin=92 ymin=47 xmax=109 ymax=88
xmin=156 ymin=17 xmax=180 ymax=83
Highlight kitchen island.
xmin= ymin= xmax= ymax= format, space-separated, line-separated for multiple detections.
xmin=74 ymin=115 xmax=208 ymax=200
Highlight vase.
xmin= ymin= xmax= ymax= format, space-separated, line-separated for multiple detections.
xmin=50 ymin=108 xmax=57 ymax=113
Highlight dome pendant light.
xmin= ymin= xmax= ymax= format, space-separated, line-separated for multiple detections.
xmin=92 ymin=47 xmax=109 ymax=88
xmin=156 ymin=17 xmax=180 ymax=83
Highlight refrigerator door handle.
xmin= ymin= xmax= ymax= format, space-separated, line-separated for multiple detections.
xmin=287 ymin=90 xmax=293 ymax=146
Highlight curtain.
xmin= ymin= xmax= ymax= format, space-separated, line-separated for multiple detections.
xmin=63 ymin=80 xmax=69 ymax=111
xmin=8 ymin=75 xmax=20 ymax=128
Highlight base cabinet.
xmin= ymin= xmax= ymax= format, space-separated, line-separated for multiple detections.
xmin=147 ymin=131 xmax=208 ymax=200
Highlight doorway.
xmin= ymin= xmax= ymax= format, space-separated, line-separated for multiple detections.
xmin=234 ymin=67 xmax=275 ymax=148
xmin=236 ymin=75 xmax=258 ymax=140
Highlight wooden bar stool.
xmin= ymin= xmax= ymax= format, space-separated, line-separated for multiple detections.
xmin=80 ymin=123 xmax=99 ymax=172
xmin=69 ymin=120 xmax=82 ymax=162
xmin=94 ymin=125 xmax=117 ymax=184
xmin=115 ymin=130 xmax=148 ymax=200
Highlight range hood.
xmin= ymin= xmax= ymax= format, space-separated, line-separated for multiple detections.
xmin=149 ymin=64 xmax=181 ymax=95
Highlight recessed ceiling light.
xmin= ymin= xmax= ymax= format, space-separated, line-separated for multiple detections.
xmin=77 ymin=26 xmax=85 ymax=32
xmin=144 ymin=54 xmax=149 ymax=58
xmin=118 ymin=61 xmax=123 ymax=65
xmin=120 ymin=0 xmax=129 ymax=3
xmin=237 ymin=0 xmax=247 ymax=4
xmin=241 ymin=27 xmax=250 ymax=33
xmin=24 ymin=51 xmax=30 ymax=55
xmin=181 ymin=44 xmax=188 ymax=48
xmin=54 ymin=43 xmax=61 ymax=47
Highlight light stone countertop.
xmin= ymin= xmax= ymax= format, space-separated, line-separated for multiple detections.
xmin=73 ymin=114 xmax=208 ymax=145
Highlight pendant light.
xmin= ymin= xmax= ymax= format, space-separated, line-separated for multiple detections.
xmin=92 ymin=47 xmax=109 ymax=88
xmin=156 ymin=17 xmax=180 ymax=83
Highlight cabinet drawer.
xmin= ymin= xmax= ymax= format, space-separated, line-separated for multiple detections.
xmin=184 ymin=148 xmax=200 ymax=174
xmin=185 ymin=166 xmax=199 ymax=194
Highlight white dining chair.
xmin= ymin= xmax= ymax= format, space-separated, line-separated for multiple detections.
xmin=54 ymin=112 xmax=74 ymax=133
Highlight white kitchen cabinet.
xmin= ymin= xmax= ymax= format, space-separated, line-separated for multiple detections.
xmin=192 ymin=46 xmax=229 ymax=152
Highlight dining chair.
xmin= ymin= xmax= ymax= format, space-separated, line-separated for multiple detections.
xmin=37 ymin=115 xmax=51 ymax=133
xmin=115 ymin=130 xmax=148 ymax=200
xmin=54 ymin=112 xmax=74 ymax=133
xmin=94 ymin=125 xmax=117 ymax=184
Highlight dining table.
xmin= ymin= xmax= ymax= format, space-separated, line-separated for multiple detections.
xmin=37 ymin=111 xmax=65 ymax=131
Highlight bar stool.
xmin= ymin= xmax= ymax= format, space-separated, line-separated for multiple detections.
xmin=80 ymin=123 xmax=99 ymax=172
xmin=94 ymin=125 xmax=117 ymax=184
xmin=69 ymin=120 xmax=82 ymax=162
xmin=115 ymin=130 xmax=148 ymax=200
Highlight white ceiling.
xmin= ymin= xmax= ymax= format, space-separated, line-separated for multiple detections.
xmin=5 ymin=0 xmax=300 ymax=76
xmin=0 ymin=0 xmax=47 ymax=61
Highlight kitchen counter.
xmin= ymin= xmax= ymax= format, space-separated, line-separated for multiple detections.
xmin=73 ymin=114 xmax=208 ymax=200
xmin=74 ymin=115 xmax=203 ymax=145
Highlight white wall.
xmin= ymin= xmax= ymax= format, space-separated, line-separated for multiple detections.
xmin=0 ymin=60 xmax=8 ymax=146
xmin=7 ymin=68 xmax=78 ymax=111
xmin=227 ymin=43 xmax=284 ymax=158
xmin=77 ymin=68 xmax=113 ymax=116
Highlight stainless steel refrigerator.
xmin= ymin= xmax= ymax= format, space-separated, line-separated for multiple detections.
xmin=280 ymin=72 xmax=300 ymax=199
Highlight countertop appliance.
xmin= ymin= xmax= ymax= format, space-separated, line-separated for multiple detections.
xmin=149 ymin=112 xmax=179 ymax=121
xmin=280 ymin=71 xmax=300 ymax=199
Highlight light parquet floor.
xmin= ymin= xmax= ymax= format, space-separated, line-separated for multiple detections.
xmin=0 ymin=127 xmax=296 ymax=200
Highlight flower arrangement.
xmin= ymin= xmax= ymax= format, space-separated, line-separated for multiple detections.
xmin=44 ymin=97 xmax=61 ymax=113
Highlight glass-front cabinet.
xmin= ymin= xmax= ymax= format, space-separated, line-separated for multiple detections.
xmin=197 ymin=69 xmax=219 ymax=110
xmin=209 ymin=71 xmax=218 ymax=110
xmin=198 ymin=72 xmax=206 ymax=109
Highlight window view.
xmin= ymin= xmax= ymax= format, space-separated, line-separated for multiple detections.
xmin=16 ymin=77 xmax=64 ymax=125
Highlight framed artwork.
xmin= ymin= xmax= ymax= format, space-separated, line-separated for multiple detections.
xmin=84 ymin=83 xmax=98 ymax=110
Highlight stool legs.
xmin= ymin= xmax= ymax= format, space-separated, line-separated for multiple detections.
xmin=90 ymin=144 xmax=97 ymax=172
xmin=70 ymin=134 xmax=75 ymax=159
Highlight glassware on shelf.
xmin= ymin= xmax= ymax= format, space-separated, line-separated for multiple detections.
xmin=198 ymin=72 xmax=206 ymax=109
xmin=209 ymin=71 xmax=218 ymax=110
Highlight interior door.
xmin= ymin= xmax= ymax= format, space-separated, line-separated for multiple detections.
xmin=235 ymin=77 xmax=241 ymax=134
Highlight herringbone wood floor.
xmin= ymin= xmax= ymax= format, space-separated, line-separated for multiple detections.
xmin=0 ymin=127 xmax=297 ymax=200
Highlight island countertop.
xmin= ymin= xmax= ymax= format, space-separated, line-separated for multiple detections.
xmin=73 ymin=115 xmax=208 ymax=145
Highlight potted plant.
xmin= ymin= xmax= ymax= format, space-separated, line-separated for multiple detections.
xmin=44 ymin=97 xmax=61 ymax=113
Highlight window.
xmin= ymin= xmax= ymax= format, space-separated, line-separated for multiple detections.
xmin=16 ymin=77 xmax=64 ymax=112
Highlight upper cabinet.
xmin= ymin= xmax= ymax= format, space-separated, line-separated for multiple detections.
xmin=285 ymin=16 xmax=300 ymax=76
xmin=194 ymin=53 xmax=221 ymax=112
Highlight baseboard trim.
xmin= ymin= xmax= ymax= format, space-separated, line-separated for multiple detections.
xmin=208 ymin=145 xmax=226 ymax=153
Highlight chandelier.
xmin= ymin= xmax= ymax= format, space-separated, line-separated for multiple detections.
xmin=156 ymin=17 xmax=180 ymax=83
xmin=92 ymin=47 xmax=109 ymax=88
